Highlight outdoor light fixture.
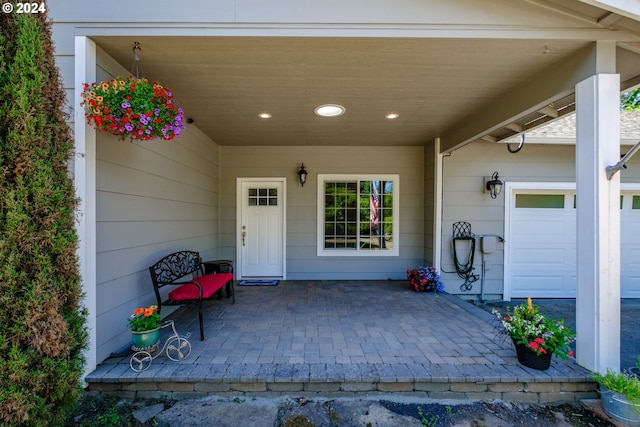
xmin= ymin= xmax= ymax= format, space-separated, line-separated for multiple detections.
xmin=485 ymin=171 xmax=503 ymax=199
xmin=297 ymin=163 xmax=308 ymax=187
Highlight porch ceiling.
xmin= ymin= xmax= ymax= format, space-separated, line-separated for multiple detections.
xmin=90 ymin=1 xmax=640 ymax=149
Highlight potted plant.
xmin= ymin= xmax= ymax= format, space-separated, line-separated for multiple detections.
xmin=592 ymin=369 xmax=640 ymax=425
xmin=81 ymin=76 xmax=185 ymax=141
xmin=492 ymin=298 xmax=575 ymax=370
xmin=406 ymin=266 xmax=444 ymax=292
xmin=128 ymin=305 xmax=161 ymax=350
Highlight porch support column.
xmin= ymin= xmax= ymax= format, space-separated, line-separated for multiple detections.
xmin=74 ymin=36 xmax=97 ymax=378
xmin=575 ymin=69 xmax=620 ymax=372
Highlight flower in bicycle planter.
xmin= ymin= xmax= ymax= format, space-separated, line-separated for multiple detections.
xmin=492 ymin=298 xmax=575 ymax=359
xmin=128 ymin=305 xmax=160 ymax=332
xmin=406 ymin=266 xmax=444 ymax=292
xmin=81 ymin=76 xmax=185 ymax=141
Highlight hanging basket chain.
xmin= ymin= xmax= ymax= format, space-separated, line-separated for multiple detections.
xmin=131 ymin=41 xmax=144 ymax=79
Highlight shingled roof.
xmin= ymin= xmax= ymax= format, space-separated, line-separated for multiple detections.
xmin=505 ymin=110 xmax=640 ymax=145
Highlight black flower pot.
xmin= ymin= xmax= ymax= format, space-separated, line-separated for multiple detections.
xmin=514 ymin=343 xmax=552 ymax=370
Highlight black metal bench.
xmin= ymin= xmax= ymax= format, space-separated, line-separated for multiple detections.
xmin=149 ymin=251 xmax=235 ymax=341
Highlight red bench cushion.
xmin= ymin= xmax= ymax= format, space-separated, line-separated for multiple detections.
xmin=168 ymin=273 xmax=233 ymax=301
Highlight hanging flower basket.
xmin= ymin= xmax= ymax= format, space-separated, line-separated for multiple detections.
xmin=81 ymin=76 xmax=185 ymax=141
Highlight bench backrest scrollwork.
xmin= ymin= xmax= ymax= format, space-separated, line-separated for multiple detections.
xmin=149 ymin=251 xmax=203 ymax=288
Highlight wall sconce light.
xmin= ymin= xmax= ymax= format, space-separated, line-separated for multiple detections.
xmin=297 ymin=163 xmax=308 ymax=187
xmin=485 ymin=171 xmax=503 ymax=199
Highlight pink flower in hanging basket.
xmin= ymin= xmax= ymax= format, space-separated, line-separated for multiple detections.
xmin=81 ymin=76 xmax=185 ymax=141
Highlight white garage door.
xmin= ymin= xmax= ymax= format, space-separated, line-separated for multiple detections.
xmin=508 ymin=187 xmax=640 ymax=298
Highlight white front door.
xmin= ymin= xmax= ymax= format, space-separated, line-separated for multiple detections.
xmin=237 ymin=179 xmax=286 ymax=278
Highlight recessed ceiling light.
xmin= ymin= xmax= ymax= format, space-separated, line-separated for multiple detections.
xmin=314 ymin=104 xmax=345 ymax=117
xmin=385 ymin=113 xmax=400 ymax=119
xmin=258 ymin=112 xmax=272 ymax=119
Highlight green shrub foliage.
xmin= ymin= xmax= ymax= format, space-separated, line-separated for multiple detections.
xmin=0 ymin=6 xmax=87 ymax=426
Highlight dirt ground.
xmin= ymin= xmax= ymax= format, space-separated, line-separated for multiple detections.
xmin=378 ymin=400 xmax=614 ymax=427
xmin=66 ymin=394 xmax=617 ymax=426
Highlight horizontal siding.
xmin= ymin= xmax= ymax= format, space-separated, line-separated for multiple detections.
xmin=440 ymin=140 xmax=640 ymax=298
xmin=221 ymin=145 xmax=424 ymax=280
xmin=48 ymin=0 xmax=586 ymax=29
xmin=91 ymin=50 xmax=221 ymax=362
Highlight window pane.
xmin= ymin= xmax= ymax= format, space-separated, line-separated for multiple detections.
xmin=322 ymin=177 xmax=395 ymax=253
xmin=634 ymin=196 xmax=640 ymax=210
xmin=516 ymin=194 xmax=564 ymax=208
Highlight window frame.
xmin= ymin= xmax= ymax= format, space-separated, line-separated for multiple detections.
xmin=316 ymin=174 xmax=399 ymax=257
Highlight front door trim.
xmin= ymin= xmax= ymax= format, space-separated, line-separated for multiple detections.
xmin=236 ymin=177 xmax=287 ymax=280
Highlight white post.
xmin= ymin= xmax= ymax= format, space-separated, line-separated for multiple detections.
xmin=74 ymin=36 xmax=97 ymax=378
xmin=434 ymin=138 xmax=443 ymax=272
xmin=575 ymin=73 xmax=620 ymax=373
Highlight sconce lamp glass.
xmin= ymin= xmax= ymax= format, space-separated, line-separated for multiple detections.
xmin=298 ymin=163 xmax=308 ymax=187
xmin=486 ymin=171 xmax=503 ymax=199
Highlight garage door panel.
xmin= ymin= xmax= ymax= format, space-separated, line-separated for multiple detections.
xmin=511 ymin=275 xmax=575 ymax=298
xmin=510 ymin=190 xmax=576 ymax=298
xmin=624 ymin=277 xmax=640 ymax=297
xmin=512 ymin=248 xmax=573 ymax=264
xmin=621 ymin=248 xmax=640 ymax=265
xmin=512 ymin=220 xmax=570 ymax=237
xmin=621 ymin=212 xmax=640 ymax=298
xmin=509 ymin=188 xmax=640 ymax=299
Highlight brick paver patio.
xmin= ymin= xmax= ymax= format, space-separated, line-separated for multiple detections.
xmin=86 ymin=280 xmax=596 ymax=402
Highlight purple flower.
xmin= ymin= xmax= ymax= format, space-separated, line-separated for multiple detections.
xmin=125 ymin=124 xmax=133 ymax=131
xmin=121 ymin=102 xmax=131 ymax=109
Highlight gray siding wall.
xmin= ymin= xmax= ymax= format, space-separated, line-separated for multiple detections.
xmin=91 ymin=51 xmax=220 ymax=361
xmin=441 ymin=140 xmax=640 ymax=299
xmin=221 ymin=146 xmax=424 ymax=280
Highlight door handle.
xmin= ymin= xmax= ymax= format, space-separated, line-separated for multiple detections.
xmin=242 ymin=226 xmax=246 ymax=246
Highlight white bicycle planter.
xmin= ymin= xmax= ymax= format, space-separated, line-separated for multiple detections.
xmin=129 ymin=320 xmax=192 ymax=372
